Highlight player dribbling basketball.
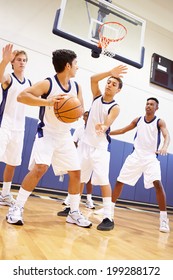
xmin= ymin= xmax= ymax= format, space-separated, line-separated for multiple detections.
xmin=6 ymin=49 xmax=92 ymax=228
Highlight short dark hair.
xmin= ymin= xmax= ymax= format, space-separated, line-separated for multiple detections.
xmin=147 ymin=97 xmax=159 ymax=104
xmin=108 ymin=76 xmax=123 ymax=89
xmin=52 ymin=49 xmax=77 ymax=73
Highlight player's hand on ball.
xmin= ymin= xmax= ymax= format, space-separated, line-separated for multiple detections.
xmin=47 ymin=94 xmax=66 ymax=106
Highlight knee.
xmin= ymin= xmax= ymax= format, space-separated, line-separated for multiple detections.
xmin=153 ymin=180 xmax=163 ymax=190
xmin=69 ymin=170 xmax=80 ymax=181
xmin=33 ymin=164 xmax=48 ymax=178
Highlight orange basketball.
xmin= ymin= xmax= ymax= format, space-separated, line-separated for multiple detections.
xmin=54 ymin=94 xmax=83 ymax=123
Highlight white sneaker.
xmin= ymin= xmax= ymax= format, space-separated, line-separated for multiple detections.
xmin=0 ymin=193 xmax=16 ymax=206
xmin=66 ymin=211 xmax=92 ymax=228
xmin=159 ymin=218 xmax=170 ymax=233
xmin=6 ymin=205 xmax=24 ymax=225
xmin=94 ymin=207 xmax=104 ymax=215
xmin=85 ymin=199 xmax=95 ymax=209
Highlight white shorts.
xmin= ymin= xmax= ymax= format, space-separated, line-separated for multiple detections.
xmin=0 ymin=128 xmax=24 ymax=166
xmin=80 ymin=142 xmax=110 ymax=186
xmin=117 ymin=151 xmax=161 ymax=189
xmin=29 ymin=131 xmax=80 ymax=175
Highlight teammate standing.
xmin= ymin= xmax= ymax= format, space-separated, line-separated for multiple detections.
xmin=0 ymin=44 xmax=31 ymax=206
xmin=110 ymin=97 xmax=170 ymax=233
xmin=6 ymin=49 xmax=92 ymax=228
xmin=80 ymin=65 xmax=127 ymax=231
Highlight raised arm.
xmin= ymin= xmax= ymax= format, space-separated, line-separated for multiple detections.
xmin=90 ymin=65 xmax=127 ymax=98
xmin=0 ymin=44 xmax=15 ymax=85
xmin=110 ymin=118 xmax=138 ymax=135
xmin=156 ymin=119 xmax=170 ymax=155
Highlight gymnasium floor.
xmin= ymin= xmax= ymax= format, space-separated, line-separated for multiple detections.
xmin=0 ymin=189 xmax=172 ymax=260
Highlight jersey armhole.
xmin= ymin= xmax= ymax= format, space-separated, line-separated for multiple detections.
xmin=74 ymin=81 xmax=79 ymax=94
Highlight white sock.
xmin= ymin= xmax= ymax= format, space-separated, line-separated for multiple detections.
xmin=69 ymin=194 xmax=80 ymax=213
xmin=64 ymin=193 xmax=70 ymax=203
xmin=160 ymin=211 xmax=168 ymax=220
xmin=87 ymin=194 xmax=92 ymax=201
xmin=111 ymin=202 xmax=115 ymax=219
xmin=15 ymin=187 xmax=32 ymax=208
xmin=1 ymin=182 xmax=12 ymax=196
xmin=103 ymin=197 xmax=112 ymax=221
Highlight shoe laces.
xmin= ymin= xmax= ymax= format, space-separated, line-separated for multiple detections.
xmin=160 ymin=219 xmax=168 ymax=228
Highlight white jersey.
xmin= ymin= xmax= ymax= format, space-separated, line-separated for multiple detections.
xmin=82 ymin=95 xmax=118 ymax=150
xmin=38 ymin=75 xmax=79 ymax=136
xmin=0 ymin=73 xmax=31 ymax=131
xmin=133 ymin=116 xmax=161 ymax=157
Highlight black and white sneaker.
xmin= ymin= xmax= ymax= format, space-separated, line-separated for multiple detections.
xmin=97 ymin=218 xmax=114 ymax=231
xmin=57 ymin=207 xmax=70 ymax=217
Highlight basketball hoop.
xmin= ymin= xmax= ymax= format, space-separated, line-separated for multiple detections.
xmin=98 ymin=21 xmax=127 ymax=58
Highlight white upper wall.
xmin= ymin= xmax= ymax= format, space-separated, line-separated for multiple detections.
xmin=0 ymin=0 xmax=173 ymax=152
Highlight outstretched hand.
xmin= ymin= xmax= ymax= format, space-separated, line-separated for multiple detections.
xmin=95 ymin=123 xmax=108 ymax=136
xmin=110 ymin=65 xmax=128 ymax=78
xmin=2 ymin=44 xmax=17 ymax=64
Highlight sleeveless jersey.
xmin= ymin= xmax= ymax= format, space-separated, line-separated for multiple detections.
xmin=82 ymin=95 xmax=118 ymax=150
xmin=0 ymin=73 xmax=31 ymax=131
xmin=133 ymin=116 xmax=160 ymax=156
xmin=38 ymin=75 xmax=79 ymax=136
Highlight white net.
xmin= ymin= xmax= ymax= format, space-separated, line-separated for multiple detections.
xmin=100 ymin=38 xmax=118 ymax=58
xmin=99 ymin=22 xmax=127 ymax=58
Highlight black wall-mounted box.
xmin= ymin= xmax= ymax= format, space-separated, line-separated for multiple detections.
xmin=150 ymin=53 xmax=173 ymax=91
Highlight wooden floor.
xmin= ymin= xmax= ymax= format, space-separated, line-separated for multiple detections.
xmin=0 ymin=191 xmax=172 ymax=260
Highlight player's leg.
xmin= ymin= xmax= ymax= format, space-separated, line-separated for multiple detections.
xmin=92 ymin=149 xmax=114 ymax=231
xmin=0 ymin=130 xmax=24 ymax=206
xmin=6 ymin=135 xmax=53 ymax=225
xmin=112 ymin=180 xmax=124 ymax=203
xmin=85 ymin=179 xmax=95 ymax=209
xmin=154 ymin=180 xmax=170 ymax=232
xmin=6 ymin=163 xmax=49 ymax=225
xmin=55 ymin=138 xmax=92 ymax=228
xmin=62 ymin=193 xmax=70 ymax=206
xmin=144 ymin=158 xmax=169 ymax=233
xmin=97 ymin=183 xmax=114 ymax=231
xmin=0 ymin=165 xmax=16 ymax=206
xmin=111 ymin=152 xmax=142 ymax=219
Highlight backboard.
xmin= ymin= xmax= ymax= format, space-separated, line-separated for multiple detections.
xmin=52 ymin=0 xmax=146 ymax=68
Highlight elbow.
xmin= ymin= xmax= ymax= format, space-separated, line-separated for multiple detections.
xmin=17 ymin=94 xmax=22 ymax=103
xmin=17 ymin=92 xmax=25 ymax=103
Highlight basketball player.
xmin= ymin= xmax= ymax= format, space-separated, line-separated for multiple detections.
xmin=110 ymin=97 xmax=170 ymax=233
xmin=61 ymin=111 xmax=95 ymax=210
xmin=0 ymin=44 xmax=31 ymax=207
xmin=79 ymin=65 xmax=127 ymax=231
xmin=6 ymin=49 xmax=92 ymax=228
